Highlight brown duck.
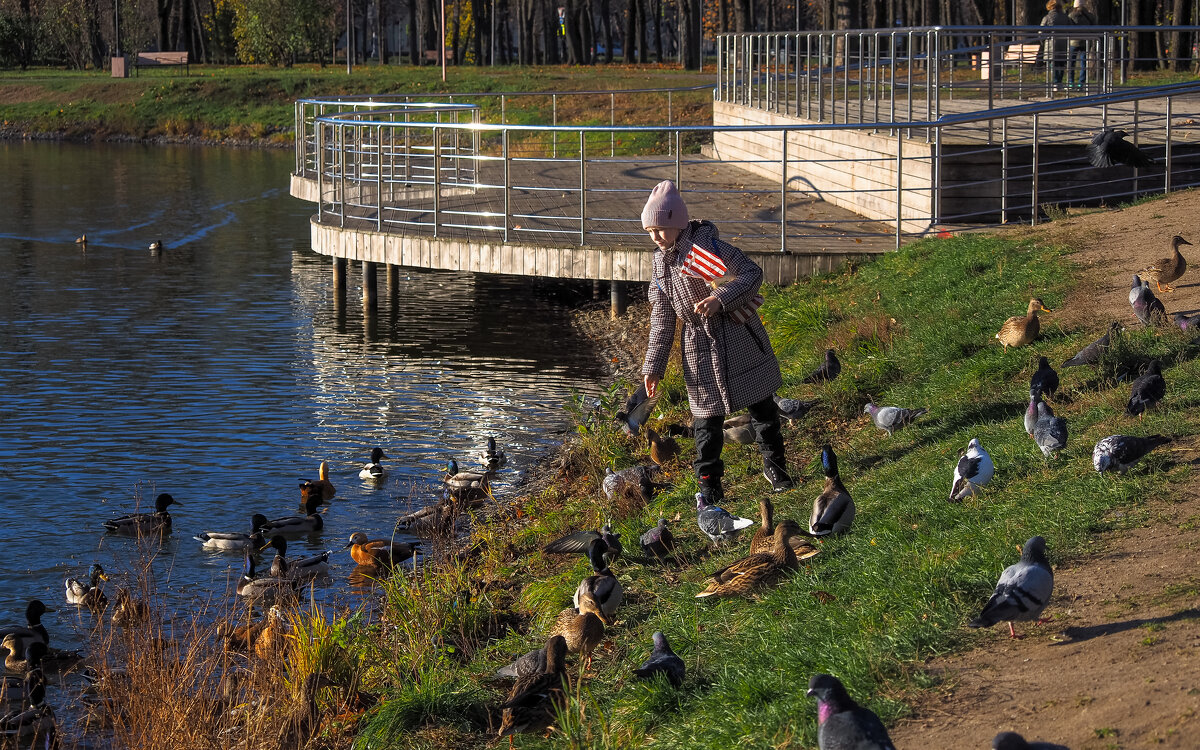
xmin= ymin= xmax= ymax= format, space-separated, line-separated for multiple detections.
xmin=695 ymin=520 xmax=805 ymax=599
xmin=1138 ymin=235 xmax=1192 ymax=292
xmin=497 ymin=635 xmax=569 ymax=743
xmin=748 ymin=498 xmax=820 ymax=560
xmin=547 ymin=590 xmax=610 ymax=668
xmin=646 ymin=426 xmax=680 ymax=466
xmin=995 ymin=298 xmax=1050 ymax=350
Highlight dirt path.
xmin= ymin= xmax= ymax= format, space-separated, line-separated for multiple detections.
xmin=890 ymin=192 xmax=1200 ymax=750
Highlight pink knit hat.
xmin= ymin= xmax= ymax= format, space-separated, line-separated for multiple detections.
xmin=640 ymin=180 xmax=689 ymax=230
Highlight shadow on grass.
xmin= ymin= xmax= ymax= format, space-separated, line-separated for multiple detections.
xmin=1056 ymin=607 xmax=1200 ymax=644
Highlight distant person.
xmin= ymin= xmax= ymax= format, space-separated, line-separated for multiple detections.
xmin=1069 ymin=0 xmax=1097 ymax=90
xmin=1040 ymin=0 xmax=1074 ymax=90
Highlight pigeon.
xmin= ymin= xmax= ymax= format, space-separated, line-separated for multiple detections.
xmin=774 ymin=395 xmax=819 ymax=423
xmin=543 ymin=524 xmax=622 ymax=565
xmin=602 ymin=466 xmax=657 ymax=507
xmin=969 ymin=535 xmax=1054 ymax=638
xmin=1029 ymin=356 xmax=1059 ymax=400
xmin=1174 ymin=312 xmax=1199 ymax=332
xmin=494 ymin=647 xmax=547 ymax=680
xmin=1023 ymin=395 xmax=1043 ymax=436
xmin=616 ymin=384 xmax=657 ymax=436
xmin=1033 ymin=401 xmax=1068 ymax=457
xmin=1131 ymin=276 xmax=1168 ymax=326
xmin=1093 ymin=434 xmax=1171 ymax=473
xmin=639 ymin=518 xmax=675 ymax=560
xmin=810 ymin=445 xmax=855 ymax=536
xmin=696 ymin=493 xmax=755 ymax=544
xmin=806 ymin=674 xmax=896 ymax=750
xmin=632 ymin=632 xmax=685 ymax=687
xmin=862 ymin=402 xmax=928 ymax=436
xmin=1086 ymin=128 xmax=1154 ymax=169
xmin=992 ymin=731 xmax=1070 ymax=750
xmin=1125 ymin=360 xmax=1166 ymax=416
xmin=949 ymin=438 xmax=994 ymax=502
xmin=723 ymin=414 xmax=756 ymax=445
xmin=1062 ymin=322 xmax=1121 ymax=367
xmin=1128 ymin=274 xmax=1144 ymax=307
xmin=803 ymin=349 xmax=841 ymax=384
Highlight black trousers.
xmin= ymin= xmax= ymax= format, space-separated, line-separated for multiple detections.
xmin=693 ymin=395 xmax=786 ymax=486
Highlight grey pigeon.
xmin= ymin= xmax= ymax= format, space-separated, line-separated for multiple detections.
xmin=1093 ymin=434 xmax=1171 ymax=473
xmin=1033 ymin=401 xmax=1067 ymax=457
xmin=543 ymin=524 xmax=622 ymax=565
xmin=696 ymin=493 xmax=755 ymax=544
xmin=803 ymin=349 xmax=841 ymax=384
xmin=969 ymin=535 xmax=1054 ymax=638
xmin=615 ymin=384 xmax=657 ymax=436
xmin=639 ymin=518 xmax=675 ymax=560
xmin=811 ymin=445 xmax=855 ymax=536
xmin=1023 ymin=395 xmax=1042 ymax=436
xmin=1087 ymin=128 xmax=1153 ymax=169
xmin=993 ymin=730 xmax=1070 ymax=750
xmin=1126 ymin=360 xmax=1166 ymax=416
xmin=1029 ymin=356 xmax=1059 ymax=400
xmin=862 ymin=402 xmax=927 ymax=436
xmin=949 ymin=438 xmax=994 ymax=502
xmin=632 ymin=632 xmax=685 ymax=687
xmin=1062 ymin=322 xmax=1121 ymax=367
xmin=495 ymin=647 xmax=546 ymax=679
xmin=774 ymin=395 xmax=819 ymax=423
xmin=806 ymin=674 xmax=896 ymax=750
xmin=723 ymin=414 xmax=756 ymax=445
xmin=1128 ymin=274 xmax=1144 ymax=307
xmin=1174 ymin=312 xmax=1199 ymax=332
xmin=1131 ymin=276 xmax=1168 ymax=326
xmin=603 ymin=466 xmax=655 ymax=506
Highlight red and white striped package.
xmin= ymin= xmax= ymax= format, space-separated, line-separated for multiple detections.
xmin=680 ymin=243 xmax=727 ymax=282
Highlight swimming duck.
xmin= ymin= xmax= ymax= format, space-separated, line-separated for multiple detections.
xmin=102 ymin=493 xmax=178 ymax=535
xmin=344 ymin=532 xmax=420 ymax=568
xmin=646 ymin=426 xmax=680 ymax=466
xmin=235 ymin=549 xmax=298 ymax=604
xmin=497 ymin=635 xmax=569 ymax=741
xmin=696 ymin=520 xmax=804 ymax=599
xmin=572 ymin=539 xmax=623 ymax=619
xmin=109 ymin=589 xmax=151 ymax=628
xmin=0 ymin=669 xmax=55 ymax=745
xmin=1138 ymin=235 xmax=1191 ymax=292
xmin=632 ymin=632 xmax=685 ymax=687
xmin=480 ymin=437 xmax=507 ymax=472
xmin=0 ymin=601 xmax=50 ymax=657
xmin=74 ymin=235 xmax=87 ymax=245
xmin=549 ymin=590 xmax=610 ymax=667
xmin=696 ymin=493 xmax=755 ymax=545
xmin=1 ymin=639 xmax=46 ymax=674
xmin=543 ymin=525 xmax=622 ymax=566
xmin=0 ymin=644 xmax=44 ymax=703
xmin=639 ymin=518 xmax=675 ymax=561
xmin=995 ymin=298 xmax=1050 ymax=350
xmin=442 ymin=459 xmax=491 ymax=501
xmin=300 ymin=460 xmax=336 ymax=502
xmin=262 ymin=536 xmax=331 ymax=582
xmin=194 ymin=514 xmax=270 ymax=551
xmin=749 ymin=498 xmax=819 ymax=558
xmin=358 ymin=448 xmax=388 ymax=481
xmin=64 ymin=564 xmax=108 ymax=610
xmin=810 ymin=445 xmax=855 ymax=536
xmin=147 ymin=240 xmax=163 ymax=252
xmin=259 ymin=496 xmax=325 ymax=536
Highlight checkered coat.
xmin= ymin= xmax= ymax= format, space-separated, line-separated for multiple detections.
xmin=641 ymin=220 xmax=782 ymax=418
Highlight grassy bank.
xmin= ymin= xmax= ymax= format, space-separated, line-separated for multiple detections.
xmin=0 ymin=64 xmax=714 ymax=145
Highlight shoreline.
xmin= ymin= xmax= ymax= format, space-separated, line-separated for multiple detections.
xmin=0 ymin=127 xmax=290 ymax=150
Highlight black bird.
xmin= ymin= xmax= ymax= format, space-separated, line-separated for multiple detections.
xmin=1093 ymin=434 xmax=1172 ymax=473
xmin=806 ymin=674 xmax=896 ymax=750
xmin=1126 ymin=360 xmax=1166 ymax=416
xmin=632 ymin=632 xmax=685 ymax=687
xmin=992 ymin=731 xmax=1070 ymax=750
xmin=638 ymin=518 xmax=675 ymax=561
xmin=1029 ymin=356 xmax=1059 ymax=400
xmin=1062 ymin=322 xmax=1121 ymax=368
xmin=543 ymin=525 xmax=622 ymax=565
xmin=1087 ymin=128 xmax=1154 ymax=169
xmin=802 ymin=349 xmax=841 ymax=384
xmin=615 ymin=384 xmax=657 ymax=436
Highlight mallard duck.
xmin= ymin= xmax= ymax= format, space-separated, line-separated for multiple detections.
xmin=359 ymin=448 xmax=388 ymax=480
xmin=216 ymin=614 xmax=268 ymax=654
xmin=262 ymin=536 xmax=330 ymax=582
xmin=803 ymin=348 xmax=842 ymax=384
xmin=639 ymin=519 xmax=674 ymax=561
xmin=344 ymin=532 xmax=420 ymax=568
xmin=548 ymin=590 xmax=610 ymax=667
xmin=995 ymin=298 xmax=1050 ymax=350
xmin=235 ymin=550 xmax=298 ymax=604
xmin=252 ymin=606 xmax=291 ymax=661
xmin=0 ymin=601 xmax=50 ymax=657
xmin=110 ymin=589 xmax=151 ymax=628
xmin=863 ymin=403 xmax=928 ymax=436
xmin=300 ymin=460 xmax=336 ymax=502
xmin=102 ymin=493 xmax=178 ymax=535
xmin=194 ymin=514 xmax=270 ymax=551
xmin=810 ymin=445 xmax=855 ymax=536
xmin=646 ymin=426 xmax=680 ymax=466
xmin=0 ymin=646 xmax=44 ymax=704
xmin=696 ymin=492 xmax=755 ymax=544
xmin=276 ymin=673 xmax=335 ymax=750
xmin=1126 ymin=359 xmax=1166 ymax=416
xmin=1 ymin=639 xmax=46 ymax=674
xmin=749 ymin=498 xmax=819 ymax=558
xmin=543 ymin=525 xmax=622 ymax=565
xmin=572 ymin=539 xmax=623 ymax=619
xmin=632 ymin=632 xmax=685 ymax=687
xmin=260 ymin=496 xmax=325 ymax=536
xmin=696 ymin=520 xmax=804 ymax=599
xmin=0 ymin=670 xmax=55 ymax=745
xmin=64 ymin=564 xmax=108 ymax=609
xmin=723 ymin=414 xmax=755 ymax=445
xmin=442 ymin=459 xmax=491 ymax=501
xmin=480 ymin=437 xmax=507 ymax=471
xmin=497 ymin=636 xmax=568 ymax=741
xmin=147 ymin=240 xmax=163 ymax=252
xmin=1139 ymin=235 xmax=1191 ymax=292
xmin=969 ymin=536 xmax=1054 ymax=639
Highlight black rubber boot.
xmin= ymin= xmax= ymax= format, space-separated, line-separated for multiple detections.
xmin=748 ymin=396 xmax=793 ymax=492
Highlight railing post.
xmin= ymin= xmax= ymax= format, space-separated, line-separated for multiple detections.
xmin=780 ymin=130 xmax=788 ymax=254
xmin=675 ymin=131 xmax=682 ymax=188
xmin=1165 ymin=97 xmax=1173 ymax=194
xmin=579 ymin=130 xmax=586 ymax=246
xmin=376 ymin=124 xmax=383 ymax=231
xmin=339 ymin=123 xmax=346 ymax=229
xmin=316 ymin=121 xmax=324 ymax=223
xmin=934 ymin=125 xmax=942 ymax=225
xmin=1031 ymin=114 xmax=1040 ymax=226
xmin=805 ymin=33 xmax=812 ymax=120
xmin=817 ymin=34 xmax=825 ymax=122
xmin=502 ymin=129 xmax=510 ymax=242
xmin=611 ymin=92 xmax=616 ymax=157
xmin=1001 ymin=118 xmax=1008 ymax=225
xmin=895 ymin=128 xmax=903 ymax=250
xmin=433 ymin=126 xmax=441 ymax=237
xmin=552 ymin=94 xmax=558 ymax=158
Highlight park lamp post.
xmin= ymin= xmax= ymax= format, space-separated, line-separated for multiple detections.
xmin=346 ymin=0 xmax=352 ymax=74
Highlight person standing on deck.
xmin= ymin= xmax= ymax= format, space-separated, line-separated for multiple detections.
xmin=639 ymin=180 xmax=794 ymax=504
xmin=1040 ymin=0 xmax=1074 ymax=90
xmin=1068 ymin=0 xmax=1097 ymax=90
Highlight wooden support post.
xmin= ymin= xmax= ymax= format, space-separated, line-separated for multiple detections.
xmin=386 ymin=264 xmax=399 ymax=297
xmin=362 ymin=261 xmax=378 ymax=305
xmin=610 ymin=281 xmax=627 ymax=319
xmin=333 ymin=257 xmax=347 ymax=306
xmin=593 ymin=279 xmax=602 ymax=300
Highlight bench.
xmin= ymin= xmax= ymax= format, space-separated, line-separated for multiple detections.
xmin=976 ymin=43 xmax=1042 ymax=79
xmin=423 ymin=48 xmax=455 ymax=63
xmin=133 ymin=51 xmax=189 ymax=76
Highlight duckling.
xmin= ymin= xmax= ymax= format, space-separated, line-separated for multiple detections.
xmin=109 ymin=589 xmax=151 ymax=628
xmin=995 ymin=298 xmax=1050 ymax=350
xmin=235 ymin=550 xmax=298 ymax=604
xmin=748 ymin=498 xmax=820 ymax=558
xmin=64 ymin=564 xmax=108 ymax=610
xmin=480 ymin=436 xmax=507 ymax=471
xmin=548 ymin=591 xmax=610 ymax=668
xmin=0 ymin=601 xmax=50 ymax=657
xmin=343 ymin=532 xmax=420 ymax=568
xmin=194 ymin=514 xmax=270 ymax=551
xmin=646 ymin=425 xmax=680 ymax=466
xmin=543 ymin=524 xmax=622 ymax=566
xmin=262 ymin=536 xmax=331 ymax=582
xmin=696 ymin=520 xmax=803 ymax=599
xmin=1139 ymin=234 xmax=1191 ymax=292
xmin=0 ymin=670 xmax=55 ymax=746
xmin=810 ymin=445 xmax=855 ymax=536
xmin=1 ymin=639 xmax=46 ymax=674
xmin=497 ymin=636 xmax=569 ymax=742
xmin=259 ymin=495 xmax=325 ymax=536
xmin=442 ymin=458 xmax=491 ymax=502
xmin=358 ymin=448 xmax=388 ymax=481
xmin=101 ymin=492 xmax=178 ymax=535
xmin=300 ymin=460 xmax=336 ymax=502
xmin=572 ymin=539 xmax=623 ymax=619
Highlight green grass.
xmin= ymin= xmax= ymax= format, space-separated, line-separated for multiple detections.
xmin=335 ymin=226 xmax=1200 ymax=748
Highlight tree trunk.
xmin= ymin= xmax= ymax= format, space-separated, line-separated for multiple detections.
xmin=598 ymin=0 xmax=612 ymax=60
xmin=542 ymin=0 xmax=560 ymax=63
xmin=157 ymin=0 xmax=173 ymax=49
xmin=636 ymin=0 xmax=647 ymax=61
xmin=732 ymin=0 xmax=747 ymax=32
xmin=409 ymin=0 xmax=419 ymax=63
xmin=679 ymin=0 xmax=699 ymax=68
xmin=623 ymin=0 xmax=636 ymax=62
xmin=471 ymin=0 xmax=484 ymax=63
xmin=1171 ymin=0 xmax=1189 ymax=71
xmin=651 ymin=0 xmax=661 ymax=61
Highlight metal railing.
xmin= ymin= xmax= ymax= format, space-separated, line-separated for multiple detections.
xmin=718 ymin=26 xmax=1200 ymax=129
